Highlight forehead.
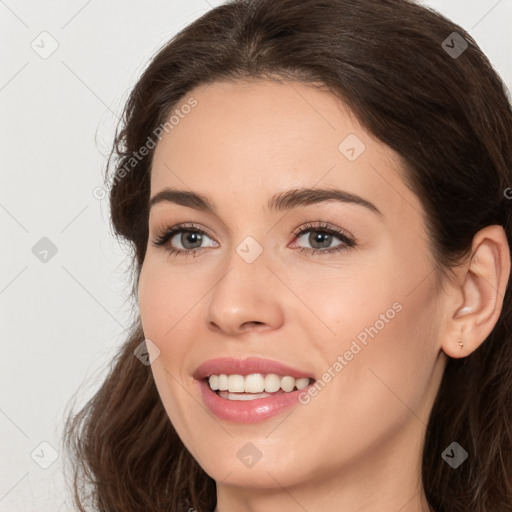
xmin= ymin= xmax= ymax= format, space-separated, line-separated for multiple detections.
xmin=150 ymin=79 xmax=423 ymax=223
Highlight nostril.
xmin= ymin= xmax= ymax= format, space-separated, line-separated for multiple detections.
xmin=244 ymin=321 xmax=264 ymax=327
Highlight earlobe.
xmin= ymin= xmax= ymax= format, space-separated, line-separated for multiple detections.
xmin=441 ymin=225 xmax=511 ymax=359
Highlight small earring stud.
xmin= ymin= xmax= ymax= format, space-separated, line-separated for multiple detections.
xmin=458 ymin=338 xmax=464 ymax=350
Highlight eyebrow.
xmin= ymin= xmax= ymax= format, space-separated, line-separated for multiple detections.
xmin=149 ymin=187 xmax=384 ymax=218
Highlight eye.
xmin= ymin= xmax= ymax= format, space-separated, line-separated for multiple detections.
xmin=151 ymin=223 xmax=218 ymax=257
xmin=151 ymin=220 xmax=357 ymax=258
xmin=291 ymin=221 xmax=356 ymax=255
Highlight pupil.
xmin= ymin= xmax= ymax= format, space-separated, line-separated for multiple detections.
xmin=182 ymin=232 xmax=202 ymax=249
xmin=310 ymin=231 xmax=331 ymax=249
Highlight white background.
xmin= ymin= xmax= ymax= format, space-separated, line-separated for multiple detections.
xmin=1 ymin=1 xmax=511 ymax=510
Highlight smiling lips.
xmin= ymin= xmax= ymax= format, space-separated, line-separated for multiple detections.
xmin=193 ymin=357 xmax=316 ymax=422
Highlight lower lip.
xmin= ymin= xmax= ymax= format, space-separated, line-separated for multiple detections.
xmin=196 ymin=379 xmax=311 ymax=423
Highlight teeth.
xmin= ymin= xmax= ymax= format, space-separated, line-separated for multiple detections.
xmin=264 ymin=374 xmax=281 ymax=393
xmin=209 ymin=375 xmax=219 ymax=390
xmin=281 ymin=376 xmax=295 ymax=392
xmin=218 ymin=374 xmax=228 ymax=391
xmin=295 ymin=377 xmax=310 ymax=390
xmin=228 ymin=374 xmax=245 ymax=393
xmin=218 ymin=391 xmax=271 ymax=401
xmin=245 ymin=373 xmax=265 ymax=393
xmin=208 ymin=373 xmax=312 ymax=394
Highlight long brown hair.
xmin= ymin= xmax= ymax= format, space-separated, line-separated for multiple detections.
xmin=63 ymin=1 xmax=512 ymax=510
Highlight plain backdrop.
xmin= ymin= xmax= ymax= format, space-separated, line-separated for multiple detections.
xmin=1 ymin=1 xmax=511 ymax=510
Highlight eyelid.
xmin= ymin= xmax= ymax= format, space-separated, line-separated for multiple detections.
xmin=152 ymin=221 xmax=214 ymax=242
xmin=291 ymin=220 xmax=354 ymax=240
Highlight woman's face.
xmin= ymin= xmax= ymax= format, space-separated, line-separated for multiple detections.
xmin=138 ymin=79 xmax=446 ymax=500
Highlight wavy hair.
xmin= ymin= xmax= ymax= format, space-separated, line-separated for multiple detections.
xmin=63 ymin=0 xmax=512 ymax=510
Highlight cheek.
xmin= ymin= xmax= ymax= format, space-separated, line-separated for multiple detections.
xmin=138 ymin=261 xmax=200 ymax=385
xmin=138 ymin=266 xmax=201 ymax=446
xmin=313 ymin=262 xmax=438 ymax=414
xmin=299 ymin=265 xmax=398 ymax=350
xmin=138 ymin=261 xmax=197 ymax=343
xmin=343 ymin=281 xmax=440 ymax=419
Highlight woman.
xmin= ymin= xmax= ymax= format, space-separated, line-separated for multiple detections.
xmin=64 ymin=0 xmax=512 ymax=511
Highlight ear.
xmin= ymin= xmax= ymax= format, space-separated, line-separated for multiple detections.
xmin=441 ymin=225 xmax=511 ymax=358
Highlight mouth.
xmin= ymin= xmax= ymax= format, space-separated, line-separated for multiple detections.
xmin=193 ymin=357 xmax=317 ymax=423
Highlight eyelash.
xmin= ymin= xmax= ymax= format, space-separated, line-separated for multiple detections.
xmin=151 ymin=221 xmax=356 ymax=258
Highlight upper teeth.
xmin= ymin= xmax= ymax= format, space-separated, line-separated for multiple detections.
xmin=208 ymin=373 xmax=311 ymax=393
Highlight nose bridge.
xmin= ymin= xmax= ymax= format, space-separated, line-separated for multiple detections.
xmin=204 ymin=232 xmax=284 ymax=335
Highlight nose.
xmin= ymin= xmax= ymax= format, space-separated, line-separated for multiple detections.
xmin=204 ymin=247 xmax=285 ymax=337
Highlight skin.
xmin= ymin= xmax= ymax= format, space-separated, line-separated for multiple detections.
xmin=137 ymin=78 xmax=510 ymax=512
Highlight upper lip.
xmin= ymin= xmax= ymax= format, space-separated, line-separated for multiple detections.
xmin=193 ymin=357 xmax=315 ymax=380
